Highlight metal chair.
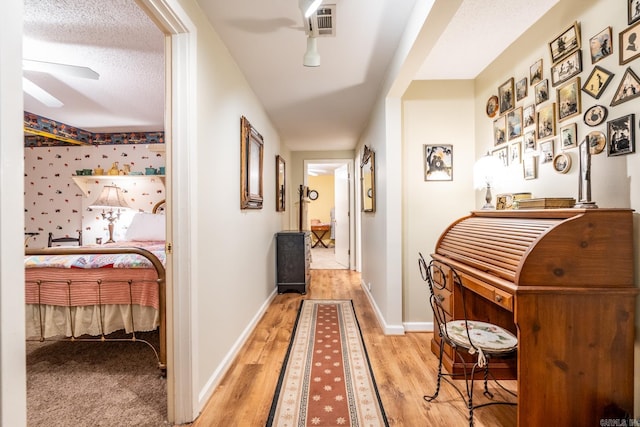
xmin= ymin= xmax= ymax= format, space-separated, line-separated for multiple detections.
xmin=418 ymin=252 xmax=517 ymax=426
xmin=48 ymin=231 xmax=82 ymax=247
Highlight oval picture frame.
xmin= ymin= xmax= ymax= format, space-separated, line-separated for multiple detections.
xmin=486 ymin=95 xmax=499 ymax=118
xmin=583 ymin=104 xmax=608 ymax=127
xmin=586 ymin=130 xmax=606 ymax=155
xmin=308 ymin=189 xmax=319 ymax=200
xmin=553 ymin=153 xmax=572 ymax=174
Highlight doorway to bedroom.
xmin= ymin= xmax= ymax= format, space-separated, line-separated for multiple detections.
xmin=305 ymin=159 xmax=352 ymax=270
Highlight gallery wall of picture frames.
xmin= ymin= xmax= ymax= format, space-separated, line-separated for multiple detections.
xmin=485 ymin=3 xmax=638 ymax=183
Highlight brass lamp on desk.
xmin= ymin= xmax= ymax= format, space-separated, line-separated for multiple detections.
xmin=89 ymin=185 xmax=130 ymax=243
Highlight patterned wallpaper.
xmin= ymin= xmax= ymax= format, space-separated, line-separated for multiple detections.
xmin=24 ymin=144 xmax=165 ymax=248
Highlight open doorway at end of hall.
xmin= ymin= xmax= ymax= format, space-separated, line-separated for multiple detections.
xmin=305 ymin=160 xmax=351 ymax=270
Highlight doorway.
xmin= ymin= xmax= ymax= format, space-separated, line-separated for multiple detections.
xmin=305 ymin=159 xmax=353 ymax=270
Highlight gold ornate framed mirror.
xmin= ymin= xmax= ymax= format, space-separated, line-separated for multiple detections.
xmin=361 ymin=145 xmax=375 ymax=212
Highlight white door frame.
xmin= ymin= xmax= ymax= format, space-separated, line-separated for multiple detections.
xmin=304 ymin=159 xmax=355 ymax=270
xmin=137 ymin=0 xmax=197 ymax=423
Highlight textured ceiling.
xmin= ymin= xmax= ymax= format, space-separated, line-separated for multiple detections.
xmin=23 ymin=0 xmax=559 ymax=151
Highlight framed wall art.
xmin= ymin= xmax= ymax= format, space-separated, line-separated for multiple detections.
xmin=524 ymin=129 xmax=536 ymax=153
xmin=582 ymin=65 xmax=614 ymax=99
xmin=486 ymin=95 xmax=499 ymax=118
xmin=553 ymin=153 xmax=572 ymax=174
xmin=583 ymin=104 xmax=608 ymax=127
xmin=523 ymin=155 xmax=537 ymax=180
xmin=589 ymin=27 xmax=613 ymax=63
xmin=551 ymin=50 xmax=582 ymax=86
xmin=492 ymin=146 xmax=508 ymax=167
xmin=498 ymin=78 xmax=515 ymax=114
xmin=539 ymin=139 xmax=555 ymax=164
xmin=424 ymin=144 xmax=452 ymax=181
xmin=537 ymin=102 xmax=556 ymax=140
xmin=362 ymin=146 xmax=376 ymax=210
xmin=619 ymin=21 xmax=640 ymax=64
xmin=586 ymin=130 xmax=606 ymax=155
xmin=560 ymin=122 xmax=577 ymax=150
xmin=557 ymin=78 xmax=581 ymax=122
xmin=535 ymin=79 xmax=549 ymax=105
xmin=275 ymin=155 xmax=286 ymax=212
xmin=607 ymin=114 xmax=635 ymax=156
xmin=630 ymin=0 xmax=640 ymax=25
xmin=549 ymin=21 xmax=581 ymax=64
xmin=610 ymin=67 xmax=640 ymax=106
xmin=523 ymin=104 xmax=535 ymax=128
xmin=516 ymin=78 xmax=528 ymax=101
xmin=240 ymin=115 xmax=264 ymax=209
xmin=493 ymin=115 xmax=506 ymax=146
xmin=507 ymin=107 xmax=523 ymax=141
xmin=530 ymin=59 xmax=543 ymax=85
xmin=509 ymin=140 xmax=522 ymax=164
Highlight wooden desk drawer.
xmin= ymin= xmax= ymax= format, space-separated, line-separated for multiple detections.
xmin=460 ymin=274 xmax=513 ymax=312
xmin=432 ymin=261 xmax=452 ymax=291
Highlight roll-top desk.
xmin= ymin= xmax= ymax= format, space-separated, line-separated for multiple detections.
xmin=430 ymin=208 xmax=636 ymax=426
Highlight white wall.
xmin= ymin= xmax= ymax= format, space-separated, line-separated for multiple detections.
xmin=401 ymin=80 xmax=476 ymax=328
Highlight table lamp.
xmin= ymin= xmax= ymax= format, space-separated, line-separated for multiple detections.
xmin=473 ymin=153 xmax=504 ymax=210
xmin=89 ymin=185 xmax=130 ymax=243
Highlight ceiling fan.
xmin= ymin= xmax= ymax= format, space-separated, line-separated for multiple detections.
xmin=22 ymin=59 xmax=99 ymax=108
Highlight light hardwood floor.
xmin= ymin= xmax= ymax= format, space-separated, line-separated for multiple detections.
xmin=189 ymin=270 xmax=516 ymax=426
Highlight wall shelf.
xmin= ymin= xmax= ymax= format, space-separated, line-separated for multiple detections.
xmin=72 ymin=175 xmax=165 ymax=197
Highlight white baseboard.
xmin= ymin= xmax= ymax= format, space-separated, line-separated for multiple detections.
xmin=197 ymin=288 xmax=278 ymax=407
xmin=360 ymin=279 xmax=405 ymax=335
xmin=403 ymin=321 xmax=433 ymax=332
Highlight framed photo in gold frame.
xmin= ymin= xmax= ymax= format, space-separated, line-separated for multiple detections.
xmin=549 ymin=21 xmax=581 ymax=64
xmin=240 ymin=116 xmax=264 ymax=209
xmin=275 ymin=155 xmax=286 ymax=212
xmin=557 ymin=78 xmax=581 ymax=122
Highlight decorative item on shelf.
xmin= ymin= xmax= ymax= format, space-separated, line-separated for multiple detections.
xmin=145 ymin=167 xmax=157 ymax=175
xmin=158 ymin=166 xmax=165 ymax=175
xmin=496 ymin=192 xmax=532 ymax=210
xmin=89 ymin=185 xmax=131 ymax=243
xmin=575 ymin=139 xmax=598 ymax=208
xmin=123 ymin=164 xmax=131 ymax=175
xmin=108 ymin=162 xmax=119 ymax=175
xmin=473 ymin=153 xmax=504 ymax=210
xmin=94 ymin=166 xmax=104 ymax=175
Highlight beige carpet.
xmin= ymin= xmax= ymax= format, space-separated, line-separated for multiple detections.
xmin=310 ymin=247 xmax=347 ymax=269
xmin=26 ymin=330 xmax=167 ymax=427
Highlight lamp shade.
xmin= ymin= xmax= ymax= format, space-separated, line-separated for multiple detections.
xmin=473 ymin=154 xmax=504 ymax=189
xmin=303 ymin=37 xmax=320 ymax=67
xmin=89 ymin=185 xmax=131 ymax=209
xmin=299 ymin=0 xmax=322 ymax=18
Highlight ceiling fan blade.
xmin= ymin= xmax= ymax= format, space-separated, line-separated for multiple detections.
xmin=22 ymin=77 xmax=64 ymax=108
xmin=23 ymin=59 xmax=99 ymax=80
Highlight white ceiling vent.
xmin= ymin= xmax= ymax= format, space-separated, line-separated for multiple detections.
xmin=305 ymin=4 xmax=336 ymax=37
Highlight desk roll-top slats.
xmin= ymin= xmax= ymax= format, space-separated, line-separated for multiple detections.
xmin=430 ymin=208 xmax=637 ymax=425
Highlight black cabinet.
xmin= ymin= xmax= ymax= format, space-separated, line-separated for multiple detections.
xmin=276 ymin=231 xmax=310 ymax=294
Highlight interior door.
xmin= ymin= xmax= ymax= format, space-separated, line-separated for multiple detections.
xmin=334 ymin=164 xmax=349 ymax=268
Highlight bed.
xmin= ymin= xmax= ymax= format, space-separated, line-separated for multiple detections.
xmin=24 ymin=204 xmax=167 ymax=372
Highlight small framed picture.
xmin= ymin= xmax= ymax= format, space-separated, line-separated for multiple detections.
xmin=535 ymin=79 xmax=550 ymax=105
xmin=509 ymin=140 xmax=522 ymax=164
xmin=607 ymin=114 xmax=635 ymax=156
xmin=523 ymin=155 xmax=537 ymax=180
xmin=524 ymin=129 xmax=536 ymax=152
xmin=516 ymin=77 xmax=528 ymax=101
xmin=523 ymin=104 xmax=536 ymax=128
xmin=630 ymin=0 xmax=640 ymax=25
xmin=582 ymin=66 xmax=614 ymax=100
xmin=486 ymin=95 xmax=499 ymax=118
xmin=586 ymin=130 xmax=607 ymax=155
xmin=424 ymin=144 xmax=453 ymax=181
xmin=553 ymin=153 xmax=572 ymax=174
xmin=589 ymin=27 xmax=613 ymax=64
xmin=583 ymin=104 xmax=608 ymax=127
xmin=493 ymin=115 xmax=506 ymax=146
xmin=539 ymin=139 xmax=555 ymax=164
xmin=549 ymin=21 xmax=581 ymax=64
xmin=537 ymin=102 xmax=556 ymax=140
xmin=619 ymin=21 xmax=640 ymax=65
xmin=530 ymin=59 xmax=543 ymax=85
xmin=551 ymin=50 xmax=582 ymax=87
xmin=507 ymin=107 xmax=523 ymax=141
xmin=493 ymin=146 xmax=508 ymax=167
xmin=560 ymin=123 xmax=577 ymax=150
xmin=610 ymin=68 xmax=640 ymax=106
xmin=498 ymin=78 xmax=515 ymax=114
xmin=557 ymin=78 xmax=581 ymax=122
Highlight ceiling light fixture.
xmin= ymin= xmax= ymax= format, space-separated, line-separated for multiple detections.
xmin=299 ymin=0 xmax=322 ymax=18
xmin=303 ymin=36 xmax=320 ymax=67
xmin=22 ymin=77 xmax=63 ymax=108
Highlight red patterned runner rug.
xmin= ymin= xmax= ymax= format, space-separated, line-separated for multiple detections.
xmin=266 ymin=299 xmax=388 ymax=427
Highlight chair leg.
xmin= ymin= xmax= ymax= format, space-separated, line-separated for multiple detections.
xmin=482 ymin=364 xmax=494 ymax=399
xmin=424 ymin=338 xmax=445 ymax=402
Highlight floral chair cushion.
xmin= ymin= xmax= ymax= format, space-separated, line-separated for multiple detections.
xmin=445 ymin=320 xmax=517 ymax=353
